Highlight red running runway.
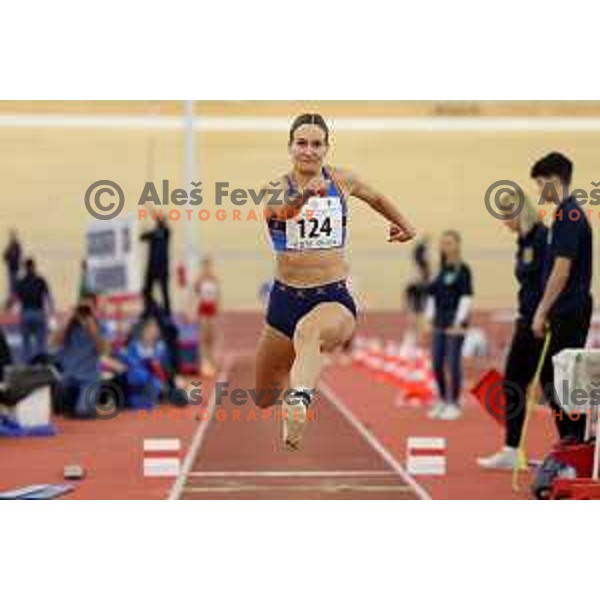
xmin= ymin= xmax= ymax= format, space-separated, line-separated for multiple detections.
xmin=171 ymin=354 xmax=429 ymax=500
xmin=0 ymin=312 xmax=556 ymax=500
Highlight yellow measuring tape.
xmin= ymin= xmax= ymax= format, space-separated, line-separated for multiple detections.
xmin=512 ymin=329 xmax=552 ymax=493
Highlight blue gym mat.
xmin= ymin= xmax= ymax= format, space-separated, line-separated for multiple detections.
xmin=0 ymin=415 xmax=56 ymax=437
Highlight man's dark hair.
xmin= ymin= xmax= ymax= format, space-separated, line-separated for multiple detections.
xmin=24 ymin=257 xmax=35 ymax=272
xmin=530 ymin=152 xmax=573 ymax=185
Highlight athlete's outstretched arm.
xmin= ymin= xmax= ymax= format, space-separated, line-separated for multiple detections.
xmin=340 ymin=170 xmax=416 ymax=242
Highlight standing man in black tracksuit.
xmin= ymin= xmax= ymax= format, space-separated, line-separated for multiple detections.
xmin=140 ymin=216 xmax=171 ymax=315
xmin=3 ymin=228 xmax=22 ymax=309
xmin=531 ymin=153 xmax=593 ymax=442
xmin=15 ymin=258 xmax=54 ymax=362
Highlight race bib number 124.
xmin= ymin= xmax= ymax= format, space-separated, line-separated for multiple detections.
xmin=286 ymin=196 xmax=344 ymax=250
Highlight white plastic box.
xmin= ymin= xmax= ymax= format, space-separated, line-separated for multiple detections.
xmin=553 ymin=349 xmax=600 ymax=416
xmin=0 ymin=386 xmax=52 ymax=428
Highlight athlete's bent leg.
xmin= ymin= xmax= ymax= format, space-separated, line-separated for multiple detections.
xmin=255 ymin=324 xmax=295 ymax=409
xmin=284 ymin=302 xmax=355 ymax=449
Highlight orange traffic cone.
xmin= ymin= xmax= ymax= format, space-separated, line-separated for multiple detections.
xmin=399 ymin=348 xmax=436 ymax=407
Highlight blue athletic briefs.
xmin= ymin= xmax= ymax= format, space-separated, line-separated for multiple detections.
xmin=266 ymin=280 xmax=357 ymax=339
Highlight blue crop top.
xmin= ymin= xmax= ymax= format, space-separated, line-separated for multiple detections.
xmin=267 ymin=167 xmax=348 ymax=252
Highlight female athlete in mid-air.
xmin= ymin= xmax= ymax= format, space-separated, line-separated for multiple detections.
xmin=256 ymin=113 xmax=416 ymax=450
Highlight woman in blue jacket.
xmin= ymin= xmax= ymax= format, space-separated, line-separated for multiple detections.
xmin=121 ymin=317 xmax=170 ymax=409
xmin=426 ymin=231 xmax=473 ymax=421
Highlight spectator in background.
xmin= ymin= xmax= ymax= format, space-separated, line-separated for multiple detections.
xmin=52 ymin=293 xmax=106 ymax=418
xmin=425 ymin=230 xmax=473 ymax=421
xmin=403 ymin=275 xmax=429 ymax=349
xmin=3 ymin=228 xmax=22 ymax=309
xmin=15 ymin=258 xmax=54 ymax=363
xmin=402 ymin=234 xmax=432 ymax=347
xmin=405 ymin=278 xmax=429 ymax=317
xmin=530 ymin=152 xmax=593 ymax=442
xmin=0 ymin=325 xmax=13 ymax=381
xmin=413 ymin=234 xmax=431 ymax=282
xmin=194 ymin=256 xmax=221 ymax=377
xmin=120 ymin=316 xmax=171 ymax=409
xmin=140 ymin=215 xmax=171 ymax=315
xmin=129 ymin=298 xmax=181 ymax=376
xmin=477 ymin=192 xmax=548 ymax=470
xmin=78 ymin=259 xmax=93 ymax=299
